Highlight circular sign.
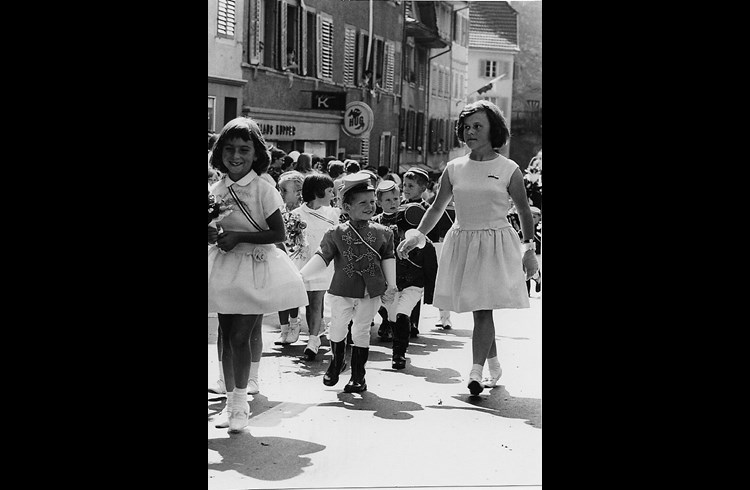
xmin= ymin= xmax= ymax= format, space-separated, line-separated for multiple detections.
xmin=342 ymin=101 xmax=374 ymax=137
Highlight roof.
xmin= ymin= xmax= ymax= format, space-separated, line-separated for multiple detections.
xmin=469 ymin=1 xmax=519 ymax=52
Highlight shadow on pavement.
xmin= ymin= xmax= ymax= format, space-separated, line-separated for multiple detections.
xmin=402 ymin=334 xmax=466 ymax=356
xmin=208 ymin=434 xmax=325 ymax=481
xmin=425 ymin=385 xmax=541 ymax=429
xmin=318 ymin=391 xmax=424 ymax=420
xmin=381 ymin=364 xmax=462 ymax=385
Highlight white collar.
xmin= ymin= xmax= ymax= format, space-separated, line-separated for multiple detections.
xmin=223 ymin=169 xmax=258 ymax=188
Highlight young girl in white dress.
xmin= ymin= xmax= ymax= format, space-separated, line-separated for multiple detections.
xmin=289 ymin=173 xmax=341 ymax=360
xmin=397 ymin=101 xmax=539 ymax=396
xmin=208 ymin=117 xmax=308 ymax=432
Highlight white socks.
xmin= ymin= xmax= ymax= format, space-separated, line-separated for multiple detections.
xmin=247 ymin=362 xmax=260 ymax=394
xmin=469 ymin=364 xmax=484 ymax=382
xmin=487 ymin=356 xmax=502 ymax=378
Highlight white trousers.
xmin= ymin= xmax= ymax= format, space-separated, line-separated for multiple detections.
xmin=327 ymin=293 xmax=382 ymax=348
xmin=384 ymin=286 xmax=424 ymax=321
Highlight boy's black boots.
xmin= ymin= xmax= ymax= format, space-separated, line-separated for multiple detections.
xmin=344 ymin=346 xmax=369 ymax=393
xmin=323 ymin=340 xmax=346 ymax=386
xmin=392 ymin=313 xmax=410 ymax=369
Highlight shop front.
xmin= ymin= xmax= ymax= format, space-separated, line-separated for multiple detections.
xmin=244 ymin=106 xmax=342 ymax=157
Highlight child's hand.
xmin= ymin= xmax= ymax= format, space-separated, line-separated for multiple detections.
xmin=208 ymin=226 xmax=218 ymax=244
xmin=217 ymin=230 xmax=241 ymax=252
xmin=522 ymin=250 xmax=539 ymax=280
xmin=381 ymin=286 xmax=397 ymax=305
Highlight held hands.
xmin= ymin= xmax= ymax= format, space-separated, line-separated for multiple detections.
xmin=381 ymin=285 xmax=397 ymax=305
xmin=396 ymin=230 xmax=425 ymax=260
xmin=522 ymin=249 xmax=539 ymax=281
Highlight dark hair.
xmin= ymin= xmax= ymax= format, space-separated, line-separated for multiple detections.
xmin=302 ymin=173 xmax=334 ymax=203
xmin=327 ymin=160 xmax=345 ymax=179
xmin=208 ymin=133 xmax=219 ymax=151
xmin=344 ymin=160 xmax=361 ymax=174
xmin=281 ymin=156 xmax=294 ymax=171
xmin=377 ymin=166 xmax=390 ymax=178
xmin=210 ymin=117 xmax=271 ymax=175
xmin=342 ymin=183 xmax=373 ymax=205
xmin=403 ymin=170 xmax=429 ymax=188
xmin=456 ymin=100 xmax=510 ymax=149
xmin=294 ymin=153 xmax=314 ymax=173
xmin=270 ymin=147 xmax=287 ymax=161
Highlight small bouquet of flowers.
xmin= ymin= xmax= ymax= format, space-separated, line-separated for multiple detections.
xmin=283 ymin=211 xmax=308 ymax=260
xmin=208 ymin=191 xmax=234 ymax=226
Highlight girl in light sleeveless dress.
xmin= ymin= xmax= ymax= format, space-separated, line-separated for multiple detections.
xmin=396 ymin=101 xmax=539 ymax=397
xmin=208 ymin=117 xmax=308 ymax=432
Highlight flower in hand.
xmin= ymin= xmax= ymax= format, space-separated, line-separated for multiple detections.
xmin=283 ymin=211 xmax=308 ymax=260
xmin=208 ymin=192 xmax=234 ymax=225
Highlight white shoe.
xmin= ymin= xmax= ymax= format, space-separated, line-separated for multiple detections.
xmin=483 ymin=365 xmax=503 ymax=388
xmin=214 ymin=392 xmax=233 ymax=428
xmin=274 ymin=323 xmax=290 ymax=345
xmin=229 ymin=394 xmax=249 ymax=432
xmin=286 ymin=317 xmax=302 ymax=343
xmin=208 ymin=378 xmax=226 ymax=394
xmin=304 ymin=335 xmax=322 ymax=360
xmin=247 ymin=378 xmax=259 ymax=395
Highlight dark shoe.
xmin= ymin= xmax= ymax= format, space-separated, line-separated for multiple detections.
xmin=392 ymin=353 xmax=406 ymax=370
xmin=378 ymin=320 xmax=393 ymax=341
xmin=344 ymin=346 xmax=369 ymax=393
xmin=323 ymin=341 xmax=346 ymax=386
xmin=468 ymin=379 xmax=484 ymax=396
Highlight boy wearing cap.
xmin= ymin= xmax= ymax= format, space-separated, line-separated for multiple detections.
xmin=299 ymin=173 xmax=397 ymax=393
xmin=371 ymin=180 xmax=402 ymax=341
xmin=400 ymin=167 xmax=441 ymax=337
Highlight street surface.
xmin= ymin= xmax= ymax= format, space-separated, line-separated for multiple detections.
xmin=208 ymin=257 xmax=542 ymax=490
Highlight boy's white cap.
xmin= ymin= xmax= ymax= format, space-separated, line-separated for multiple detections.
xmin=288 ymin=151 xmax=300 ymax=162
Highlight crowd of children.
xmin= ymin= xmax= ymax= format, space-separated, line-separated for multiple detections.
xmin=208 ymin=102 xmax=539 ymax=432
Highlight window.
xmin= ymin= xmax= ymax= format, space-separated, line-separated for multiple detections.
xmin=416 ymin=48 xmax=427 ymax=88
xmin=224 ymin=97 xmax=238 ymax=125
xmin=404 ymin=40 xmax=415 ymax=84
xmin=482 ymin=60 xmax=511 ymax=80
xmin=374 ymin=37 xmax=385 ymax=89
xmin=254 ymin=0 xmax=334 ymax=80
xmin=416 ymin=112 xmax=424 ymax=150
xmin=483 ymin=60 xmax=497 ymax=78
xmin=406 ymin=110 xmax=415 ymax=150
xmin=217 ymin=0 xmax=236 ymax=38
xmin=208 ymin=97 xmax=216 ymax=132
xmin=431 ymin=65 xmax=437 ymax=96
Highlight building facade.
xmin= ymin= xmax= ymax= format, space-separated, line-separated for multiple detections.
xmin=237 ymin=0 xmax=404 ymax=166
xmin=467 ymin=1 xmax=519 ymax=158
xmin=508 ymin=0 xmax=542 ymax=170
xmin=209 ymin=0 xmax=248 ymax=132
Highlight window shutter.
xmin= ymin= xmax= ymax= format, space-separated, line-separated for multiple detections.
xmin=217 ymin=0 xmax=236 ymax=38
xmin=319 ymin=16 xmax=333 ymax=81
xmin=344 ymin=26 xmax=357 ymax=86
xmin=384 ymin=41 xmax=395 ymax=92
xmin=249 ymin=0 xmax=262 ymax=64
xmin=300 ymin=4 xmax=307 ymax=75
xmin=280 ymin=0 xmax=287 ymax=70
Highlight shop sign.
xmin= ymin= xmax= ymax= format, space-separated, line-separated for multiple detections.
xmin=311 ymin=91 xmax=346 ymax=111
xmin=342 ymin=101 xmax=374 ymax=137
